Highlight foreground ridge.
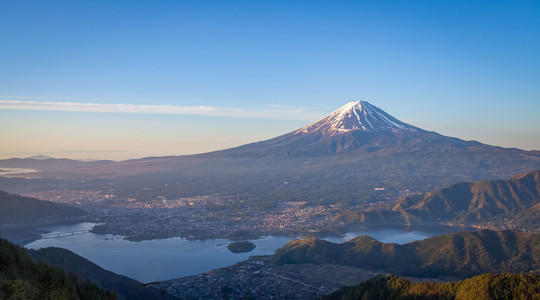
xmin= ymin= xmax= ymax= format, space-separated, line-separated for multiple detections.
xmin=0 ymin=238 xmax=117 ymax=299
xmin=323 ymin=273 xmax=540 ymax=300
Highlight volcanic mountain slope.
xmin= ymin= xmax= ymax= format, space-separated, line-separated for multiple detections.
xmin=221 ymin=101 xmax=485 ymax=156
xmin=3 ymin=101 xmax=540 ymax=207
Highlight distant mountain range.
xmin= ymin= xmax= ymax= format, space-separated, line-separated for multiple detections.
xmin=273 ymin=229 xmax=540 ymax=278
xmin=1 ymin=101 xmax=540 ymax=207
xmin=0 ymin=157 xmax=113 ymax=173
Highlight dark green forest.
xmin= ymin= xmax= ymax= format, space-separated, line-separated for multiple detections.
xmin=0 ymin=238 xmax=116 ymax=300
xmin=28 ymin=247 xmax=171 ymax=300
xmin=323 ymin=273 xmax=540 ymax=300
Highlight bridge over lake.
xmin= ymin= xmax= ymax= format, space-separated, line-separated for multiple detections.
xmin=41 ymin=230 xmax=90 ymax=239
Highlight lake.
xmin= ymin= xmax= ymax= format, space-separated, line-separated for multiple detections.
xmin=323 ymin=225 xmax=458 ymax=244
xmin=26 ymin=223 xmax=462 ymax=283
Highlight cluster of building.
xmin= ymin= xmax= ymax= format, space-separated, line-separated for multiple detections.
xmin=25 ymin=189 xmax=390 ymax=241
xmin=151 ymin=256 xmax=372 ymax=299
xmin=87 ymin=199 xmax=352 ymax=241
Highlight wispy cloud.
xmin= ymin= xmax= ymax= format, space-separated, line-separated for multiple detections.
xmin=0 ymin=100 xmax=323 ymax=121
xmin=265 ymin=104 xmax=317 ymax=110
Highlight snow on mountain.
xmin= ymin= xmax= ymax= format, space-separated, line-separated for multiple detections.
xmin=295 ymin=101 xmax=416 ymax=136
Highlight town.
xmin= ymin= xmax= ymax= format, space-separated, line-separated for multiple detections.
xmin=25 ymin=185 xmax=532 ymax=243
xmin=25 ymin=189 xmax=388 ymax=241
xmin=150 ymin=255 xmax=380 ymax=299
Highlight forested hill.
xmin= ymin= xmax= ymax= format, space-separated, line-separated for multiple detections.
xmin=0 ymin=238 xmax=116 ymax=299
xmin=339 ymin=170 xmax=540 ymax=230
xmin=273 ymin=230 xmax=540 ymax=277
xmin=29 ymin=247 xmax=174 ymax=300
xmin=392 ymin=169 xmax=540 ymax=228
xmin=322 ymin=273 xmax=540 ymax=300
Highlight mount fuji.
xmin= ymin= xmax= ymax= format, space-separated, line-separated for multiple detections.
xmin=295 ymin=101 xmax=416 ymax=134
xmin=2 ymin=101 xmax=540 ymax=206
xmin=224 ymin=100 xmax=495 ymax=156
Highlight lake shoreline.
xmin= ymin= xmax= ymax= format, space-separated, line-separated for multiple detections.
xmin=23 ymin=222 xmax=470 ymax=283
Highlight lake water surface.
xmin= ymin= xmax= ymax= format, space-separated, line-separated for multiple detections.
xmin=26 ymin=223 xmax=462 ymax=283
xmin=323 ymin=225 xmax=457 ymax=244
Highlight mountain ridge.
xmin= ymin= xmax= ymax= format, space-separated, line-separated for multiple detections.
xmin=391 ymin=169 xmax=540 ymax=228
xmin=0 ymin=190 xmax=86 ymax=225
xmin=273 ymin=229 xmax=540 ymax=277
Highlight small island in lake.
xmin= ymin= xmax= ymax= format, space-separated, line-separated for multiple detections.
xmin=227 ymin=241 xmax=256 ymax=253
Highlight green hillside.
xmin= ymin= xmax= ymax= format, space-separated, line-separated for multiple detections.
xmin=393 ymin=170 xmax=540 ymax=228
xmin=335 ymin=170 xmax=540 ymax=231
xmin=0 ymin=238 xmax=116 ymax=300
xmin=323 ymin=273 xmax=540 ymax=300
xmin=29 ymin=247 xmax=174 ymax=300
xmin=274 ymin=230 xmax=540 ymax=277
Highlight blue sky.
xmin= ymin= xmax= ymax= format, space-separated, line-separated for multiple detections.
xmin=1 ymin=0 xmax=539 ymax=160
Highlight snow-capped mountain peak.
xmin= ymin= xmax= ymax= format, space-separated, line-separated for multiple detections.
xmin=295 ymin=101 xmax=415 ymax=135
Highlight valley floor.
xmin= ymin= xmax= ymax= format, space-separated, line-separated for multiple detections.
xmin=151 ymin=256 xmax=462 ymax=299
xmin=151 ymin=256 xmax=380 ymax=299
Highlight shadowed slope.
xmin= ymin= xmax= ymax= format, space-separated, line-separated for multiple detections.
xmin=393 ymin=170 xmax=540 ymax=226
xmin=273 ymin=230 xmax=540 ymax=277
xmin=0 ymin=191 xmax=86 ymax=224
xmin=0 ymin=238 xmax=117 ymax=299
xmin=29 ymin=247 xmax=174 ymax=300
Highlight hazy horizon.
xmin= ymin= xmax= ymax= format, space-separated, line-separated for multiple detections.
xmin=1 ymin=104 xmax=540 ymax=162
